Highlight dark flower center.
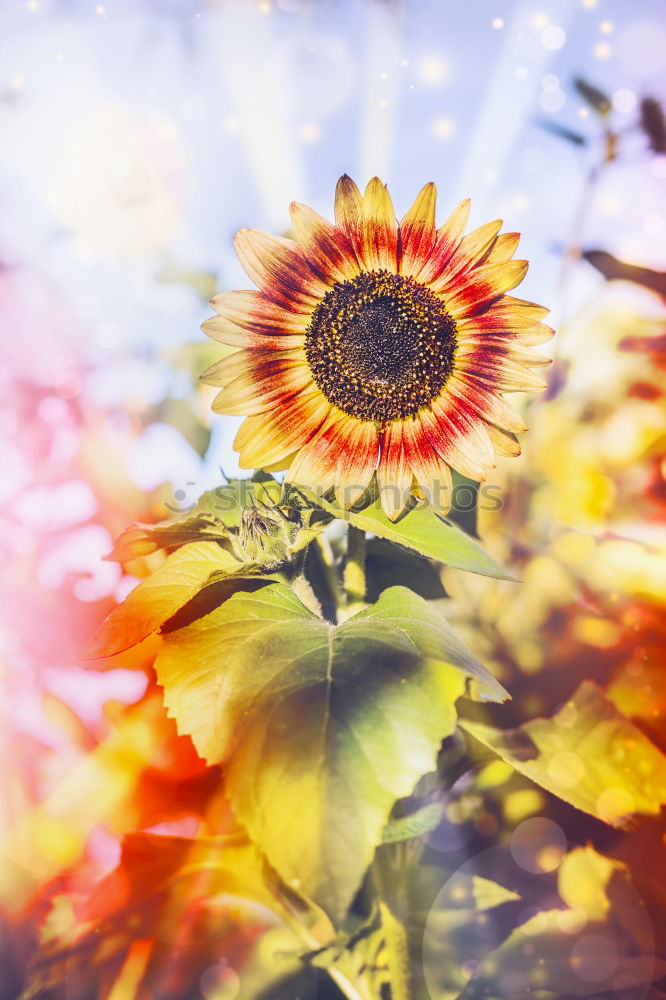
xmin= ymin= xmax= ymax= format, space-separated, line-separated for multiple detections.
xmin=305 ymin=270 xmax=457 ymax=422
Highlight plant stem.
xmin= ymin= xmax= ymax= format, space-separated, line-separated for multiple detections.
xmin=328 ymin=968 xmax=375 ymax=1000
xmin=371 ymin=848 xmax=415 ymax=1000
xmin=343 ymin=524 xmax=366 ymax=609
xmin=292 ymin=573 xmax=322 ymax=616
xmin=315 ymin=534 xmax=342 ymax=618
xmin=290 ymin=547 xmax=322 ymax=616
xmin=281 ymin=906 xmax=375 ymax=1000
xmin=378 ymin=901 xmax=413 ymax=1000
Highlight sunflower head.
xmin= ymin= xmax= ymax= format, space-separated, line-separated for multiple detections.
xmin=201 ymin=176 xmax=552 ymax=520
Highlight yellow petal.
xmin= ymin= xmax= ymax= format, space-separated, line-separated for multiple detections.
xmin=334 ymin=174 xmax=363 ymax=232
xmin=431 ymin=219 xmax=503 ymax=292
xmin=289 ymin=201 xmax=360 ymax=284
xmin=234 ymin=390 xmax=331 ymax=469
xmin=359 ymin=177 xmax=399 ymax=272
xmin=399 ymin=182 xmax=438 ymax=278
xmin=484 ymin=232 xmax=520 ymax=265
xmin=412 ymin=198 xmax=470 ymax=283
xmin=400 ymin=182 xmax=437 ymax=229
xmin=377 ymin=422 xmax=413 ymax=521
xmin=445 ymin=259 xmax=529 ymax=315
xmin=519 ymin=322 xmax=555 ymax=346
xmin=484 ymin=422 xmax=521 ymax=457
xmin=211 ymin=357 xmax=312 ymax=415
xmin=401 ymin=417 xmax=453 ymax=516
xmin=234 ymin=229 xmax=329 ymax=312
xmin=439 ymin=198 xmax=472 ymax=246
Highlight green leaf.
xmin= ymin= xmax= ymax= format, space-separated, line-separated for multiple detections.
xmin=463 ymin=856 xmax=666 ymax=1000
xmin=108 ymin=476 xmax=323 ymax=568
xmin=447 ymin=469 xmax=480 ymax=537
xmin=297 ymin=491 xmax=513 ymax=580
xmin=421 ymin=868 xmax=526 ymax=999
xmin=437 ymin=872 xmax=521 ymax=912
xmin=465 ymin=910 xmax=657 ymax=1000
xmin=106 ymin=515 xmax=234 ymax=563
xmin=534 ymin=117 xmax=588 ymax=146
xmin=460 ymin=681 xmax=666 ymax=827
xmin=212 ymin=474 xmax=283 ymax=528
xmin=573 ymin=76 xmax=612 ymax=115
xmin=84 ymin=541 xmax=263 ymax=659
xmin=378 ymin=901 xmax=412 ymax=1000
xmin=156 ymin=584 xmax=507 ymax=923
xmin=366 ymin=538 xmax=446 ymax=602
xmin=381 ymin=803 xmax=443 ymax=844
xmin=108 ymin=477 xmax=283 ymax=563
xmin=307 ymin=913 xmax=391 ymax=998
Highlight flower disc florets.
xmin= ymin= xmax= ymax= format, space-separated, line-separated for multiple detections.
xmin=305 ymin=270 xmax=457 ymax=422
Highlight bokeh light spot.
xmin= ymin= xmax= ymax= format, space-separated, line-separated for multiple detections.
xmin=612 ymin=88 xmax=636 ymax=114
xmin=596 ymin=787 xmax=635 ymax=824
xmin=569 ymin=934 xmax=619 ymax=984
xmin=541 ymin=25 xmax=566 ymax=50
xmin=510 ymin=817 xmax=567 ymax=874
xmin=200 ymin=961 xmax=240 ymax=1000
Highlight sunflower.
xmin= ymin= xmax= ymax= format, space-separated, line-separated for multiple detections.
xmin=201 ymin=176 xmax=551 ymax=520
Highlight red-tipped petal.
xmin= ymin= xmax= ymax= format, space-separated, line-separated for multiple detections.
xmin=413 ymin=198 xmax=471 ymax=284
xmin=446 ymin=374 xmax=527 ymax=434
xmin=334 ymin=174 xmax=363 ymax=234
xmin=456 ymin=355 xmax=547 ymax=394
xmin=430 ymin=219 xmax=503 ymax=293
xmin=234 ymin=229 xmax=329 ymax=311
xmin=334 ymin=418 xmax=380 ymax=509
xmin=203 ymin=290 xmax=307 ymax=349
xmin=357 ymin=177 xmax=399 ymax=273
xmin=234 ymin=389 xmax=332 ymax=469
xmin=289 ymin=201 xmax=360 ymax=285
xmin=211 ymin=354 xmax=312 ymax=415
xmin=421 ymin=398 xmax=495 ymax=482
xmin=401 ymin=416 xmax=453 ymax=515
xmin=287 ymin=411 xmax=376 ymax=503
xmin=445 ymin=260 xmax=529 ymax=315
xmin=377 ymin=421 xmax=413 ymax=521
xmin=399 ymin=182 xmax=438 ymax=278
